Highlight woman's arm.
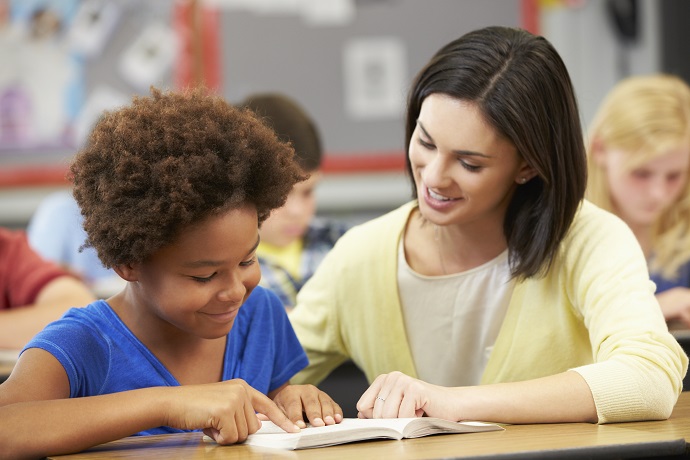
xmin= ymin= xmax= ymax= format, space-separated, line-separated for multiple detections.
xmin=357 ymin=370 xmax=596 ymax=423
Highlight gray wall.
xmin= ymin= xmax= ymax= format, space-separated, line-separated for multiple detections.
xmin=220 ymin=0 xmax=520 ymax=154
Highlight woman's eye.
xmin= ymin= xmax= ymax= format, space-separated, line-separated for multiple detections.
xmin=460 ymin=161 xmax=482 ymax=172
xmin=418 ymin=138 xmax=434 ymax=149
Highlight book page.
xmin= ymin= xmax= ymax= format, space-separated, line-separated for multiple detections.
xmin=245 ymin=419 xmax=406 ymax=449
xmin=402 ymin=418 xmax=502 ymax=438
xmin=242 ymin=418 xmax=503 ymax=450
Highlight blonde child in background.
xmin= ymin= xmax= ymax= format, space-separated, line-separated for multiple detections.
xmin=586 ymin=74 xmax=690 ymax=326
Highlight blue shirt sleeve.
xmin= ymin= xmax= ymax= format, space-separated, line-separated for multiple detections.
xmin=227 ymin=287 xmax=308 ymax=393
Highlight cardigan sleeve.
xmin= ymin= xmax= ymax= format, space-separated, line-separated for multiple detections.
xmin=289 ymin=239 xmax=352 ymax=386
xmin=566 ymin=203 xmax=688 ymax=423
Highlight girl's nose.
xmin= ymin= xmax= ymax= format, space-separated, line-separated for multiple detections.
xmin=217 ymin=274 xmax=246 ymax=303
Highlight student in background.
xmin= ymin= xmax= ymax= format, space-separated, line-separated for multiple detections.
xmin=0 ymin=88 xmax=342 ymax=459
xmin=27 ymin=190 xmax=124 ymax=297
xmin=0 ymin=227 xmax=94 ymax=349
xmin=289 ymin=26 xmax=687 ymax=424
xmin=239 ymin=93 xmax=348 ymax=310
xmin=586 ymin=74 xmax=690 ymax=326
xmin=241 ymin=94 xmax=366 ymax=419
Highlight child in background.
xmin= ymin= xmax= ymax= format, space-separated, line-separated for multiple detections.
xmin=0 ymin=87 xmax=342 ymax=459
xmin=290 ymin=26 xmax=687 ymax=424
xmin=0 ymin=227 xmax=94 ymax=349
xmin=240 ymin=93 xmax=348 ymax=309
xmin=586 ymin=74 xmax=690 ymax=326
xmin=27 ymin=189 xmax=124 ymax=297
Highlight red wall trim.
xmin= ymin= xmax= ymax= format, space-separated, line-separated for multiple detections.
xmin=0 ymin=151 xmax=407 ymax=188
xmin=521 ymin=0 xmax=540 ymax=35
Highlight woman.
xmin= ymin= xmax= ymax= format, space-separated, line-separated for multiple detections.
xmin=586 ymin=74 xmax=690 ymax=326
xmin=289 ymin=26 xmax=687 ymax=424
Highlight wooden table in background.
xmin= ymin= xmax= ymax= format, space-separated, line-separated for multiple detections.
xmin=49 ymin=393 xmax=690 ymax=460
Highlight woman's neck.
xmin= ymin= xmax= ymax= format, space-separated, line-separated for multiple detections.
xmin=405 ymin=208 xmax=508 ymax=276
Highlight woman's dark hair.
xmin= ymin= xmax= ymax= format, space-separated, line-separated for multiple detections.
xmin=70 ymin=87 xmax=305 ymax=268
xmin=405 ymin=26 xmax=586 ymax=279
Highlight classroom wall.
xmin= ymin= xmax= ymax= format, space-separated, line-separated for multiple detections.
xmin=0 ymin=0 xmax=671 ymax=228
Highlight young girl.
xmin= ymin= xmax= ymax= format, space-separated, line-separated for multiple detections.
xmin=289 ymin=26 xmax=687 ymax=424
xmin=0 ymin=88 xmax=342 ymax=459
xmin=586 ymin=74 xmax=690 ymax=325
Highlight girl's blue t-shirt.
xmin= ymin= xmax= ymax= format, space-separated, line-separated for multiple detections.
xmin=22 ymin=286 xmax=308 ymax=436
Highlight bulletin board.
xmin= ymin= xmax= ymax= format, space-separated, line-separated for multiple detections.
xmin=0 ymin=0 xmax=525 ymax=186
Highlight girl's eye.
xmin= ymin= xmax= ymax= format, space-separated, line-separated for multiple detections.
xmin=240 ymin=256 xmax=257 ymax=267
xmin=667 ymin=173 xmax=682 ymax=183
xmin=191 ymin=273 xmax=217 ymax=283
xmin=632 ymin=170 xmax=651 ymax=179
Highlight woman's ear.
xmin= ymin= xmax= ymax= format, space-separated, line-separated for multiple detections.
xmin=113 ymin=263 xmax=140 ymax=282
xmin=515 ymin=162 xmax=538 ymax=184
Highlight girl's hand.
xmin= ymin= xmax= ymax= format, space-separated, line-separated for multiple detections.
xmin=165 ymin=379 xmax=300 ymax=445
xmin=272 ymin=384 xmax=343 ymax=428
xmin=657 ymin=287 xmax=690 ymax=327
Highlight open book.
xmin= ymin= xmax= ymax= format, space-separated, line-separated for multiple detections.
xmin=238 ymin=417 xmax=503 ymax=450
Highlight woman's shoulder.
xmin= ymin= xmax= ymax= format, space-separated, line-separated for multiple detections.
xmin=568 ymin=200 xmax=633 ymax=240
xmin=556 ymin=200 xmax=643 ymax=268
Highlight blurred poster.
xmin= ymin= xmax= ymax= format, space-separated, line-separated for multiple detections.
xmin=343 ymin=36 xmax=407 ymax=120
xmin=0 ymin=0 xmax=84 ymax=151
xmin=67 ymin=0 xmax=120 ymax=58
xmin=119 ymin=22 xmax=178 ymax=91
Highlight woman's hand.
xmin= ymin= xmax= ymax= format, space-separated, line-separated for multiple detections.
xmin=271 ymin=384 xmax=343 ymax=428
xmin=164 ymin=379 xmax=300 ymax=445
xmin=356 ymin=371 xmax=459 ymax=420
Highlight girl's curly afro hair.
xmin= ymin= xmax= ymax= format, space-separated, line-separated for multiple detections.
xmin=70 ymin=87 xmax=305 ymax=268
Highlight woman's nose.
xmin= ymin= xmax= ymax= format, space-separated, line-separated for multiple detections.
xmin=423 ymin=154 xmax=450 ymax=188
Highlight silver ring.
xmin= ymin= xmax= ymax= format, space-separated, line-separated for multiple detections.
xmin=376 ymin=396 xmax=386 ymax=402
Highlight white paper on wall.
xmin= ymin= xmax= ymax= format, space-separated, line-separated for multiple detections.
xmin=67 ymin=0 xmax=120 ymax=58
xmin=343 ymin=36 xmax=407 ymax=120
xmin=118 ymin=22 xmax=178 ymax=91
xmin=300 ymin=0 xmax=354 ymax=26
xmin=74 ymin=85 xmax=129 ymax=147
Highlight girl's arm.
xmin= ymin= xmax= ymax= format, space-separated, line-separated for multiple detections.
xmin=656 ymin=287 xmax=690 ymax=326
xmin=0 ymin=349 xmax=299 ymax=460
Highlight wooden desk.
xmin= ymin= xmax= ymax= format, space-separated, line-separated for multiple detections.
xmin=49 ymin=393 xmax=690 ymax=460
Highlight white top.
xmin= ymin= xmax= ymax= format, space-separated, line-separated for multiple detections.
xmin=398 ymin=241 xmax=514 ymax=386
